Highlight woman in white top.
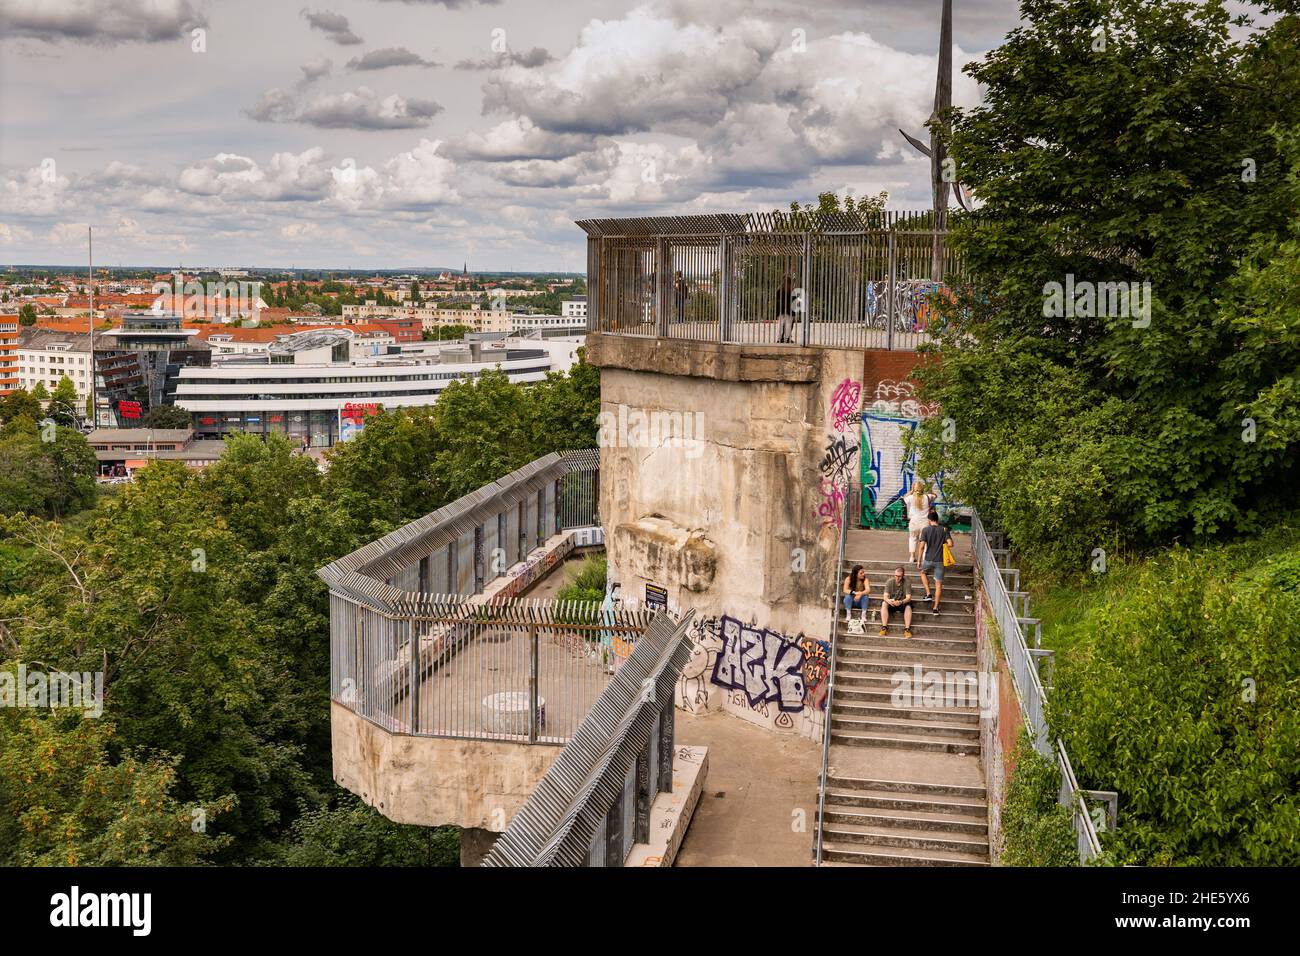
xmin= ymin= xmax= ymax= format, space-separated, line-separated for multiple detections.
xmin=906 ymin=481 xmax=936 ymax=568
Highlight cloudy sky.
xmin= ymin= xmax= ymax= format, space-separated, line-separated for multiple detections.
xmin=0 ymin=0 xmax=1021 ymax=270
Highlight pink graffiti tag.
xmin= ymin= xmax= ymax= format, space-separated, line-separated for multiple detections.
xmin=829 ymin=378 xmax=862 ymax=433
xmin=816 ymin=477 xmax=846 ymax=528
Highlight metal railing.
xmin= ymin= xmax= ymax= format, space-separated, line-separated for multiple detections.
xmin=813 ymin=482 xmax=857 ymax=866
xmin=320 ymin=449 xmax=636 ymax=745
xmin=483 ymin=609 xmax=696 ymax=867
xmin=329 ymin=593 xmax=653 ymax=742
xmin=578 ymin=210 xmax=963 ymax=351
xmin=970 ymin=510 xmax=1105 ymax=863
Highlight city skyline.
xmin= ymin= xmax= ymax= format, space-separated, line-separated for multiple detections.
xmin=0 ymin=0 xmax=1018 ymax=270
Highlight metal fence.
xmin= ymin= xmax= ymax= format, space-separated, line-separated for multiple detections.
xmin=329 ymin=593 xmax=653 ymax=742
xmin=319 ymin=449 xmax=635 ymax=744
xmin=969 ymin=510 xmax=1107 ymax=863
xmin=578 ymin=210 xmax=962 ymax=351
xmin=483 ymin=609 xmax=696 ymax=866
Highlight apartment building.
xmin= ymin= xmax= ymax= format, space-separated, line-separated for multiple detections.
xmin=0 ymin=317 xmax=17 ymax=395
xmin=17 ymin=329 xmax=93 ymax=401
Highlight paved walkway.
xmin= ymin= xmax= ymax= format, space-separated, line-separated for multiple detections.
xmin=673 ymin=711 xmax=821 ymax=867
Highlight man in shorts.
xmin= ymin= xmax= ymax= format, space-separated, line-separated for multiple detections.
xmin=879 ymin=565 xmax=915 ymax=638
xmin=918 ymin=510 xmax=953 ymax=615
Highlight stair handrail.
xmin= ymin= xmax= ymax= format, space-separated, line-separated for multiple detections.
xmin=969 ymin=509 xmax=1104 ymax=863
xmin=814 ymin=481 xmax=856 ymax=866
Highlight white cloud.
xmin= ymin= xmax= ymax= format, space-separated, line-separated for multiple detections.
xmin=0 ymin=0 xmax=204 ymax=45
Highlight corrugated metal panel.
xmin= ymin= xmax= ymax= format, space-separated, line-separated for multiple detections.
xmin=481 ymin=610 xmax=696 ymax=867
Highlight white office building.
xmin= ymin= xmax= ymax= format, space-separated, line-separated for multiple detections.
xmin=172 ymin=334 xmax=582 ymax=448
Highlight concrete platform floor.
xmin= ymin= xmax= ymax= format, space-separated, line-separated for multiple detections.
xmin=674 ymin=711 xmax=821 ymax=867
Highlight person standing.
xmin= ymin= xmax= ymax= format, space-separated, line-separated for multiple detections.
xmin=879 ymin=565 xmax=915 ymax=639
xmin=906 ymin=481 xmax=936 ymax=569
xmin=775 ymin=273 xmax=796 ymax=343
xmin=917 ymin=510 xmax=953 ymax=614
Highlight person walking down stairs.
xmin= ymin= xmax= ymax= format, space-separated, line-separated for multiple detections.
xmin=917 ymin=511 xmax=953 ymax=615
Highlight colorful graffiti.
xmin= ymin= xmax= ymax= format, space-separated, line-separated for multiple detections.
xmin=864 ymin=280 xmax=955 ymax=333
xmin=817 ymin=377 xmax=864 ymax=528
xmin=800 ymin=636 xmax=831 ymax=712
xmin=857 ymin=379 xmax=967 ymax=531
xmin=711 ymin=615 xmax=807 ymax=712
xmin=676 ymin=614 xmax=829 ymax=732
xmin=829 ymin=378 xmax=862 ymax=431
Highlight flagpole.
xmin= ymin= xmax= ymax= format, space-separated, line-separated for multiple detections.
xmin=88 ymin=226 xmax=96 ymax=428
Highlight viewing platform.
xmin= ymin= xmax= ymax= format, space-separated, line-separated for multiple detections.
xmin=577 ymin=209 xmax=960 ymax=353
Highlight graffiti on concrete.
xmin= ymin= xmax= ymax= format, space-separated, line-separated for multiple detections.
xmin=817 ymin=377 xmax=863 ymax=529
xmin=858 ymin=380 xmax=967 ymax=531
xmin=710 ymin=615 xmax=807 ymax=713
xmin=800 ymin=636 xmax=831 ymax=712
xmin=678 ymin=615 xmax=722 ymax=713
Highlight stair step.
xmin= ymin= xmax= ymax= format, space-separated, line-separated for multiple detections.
xmin=839 ymin=634 xmax=976 ymax=652
xmin=831 ymin=701 xmax=980 ymax=725
xmin=819 ymin=806 xmax=988 ymax=836
xmin=831 ymin=715 xmax=980 ymax=740
xmin=838 ymin=647 xmax=978 ymax=667
xmin=839 ymin=619 xmax=978 ymax=636
xmin=822 ymin=787 xmax=986 ymax=818
xmin=819 ymin=841 xmax=988 ymax=867
xmin=819 ymin=822 xmax=989 ymax=856
xmin=837 ymin=659 xmax=978 ymax=676
xmin=830 ymin=731 xmax=981 ymax=755
xmin=822 ymin=775 xmax=987 ymax=800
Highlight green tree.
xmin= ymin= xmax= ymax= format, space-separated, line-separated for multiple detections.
xmin=141 ymin=404 xmax=194 ymax=430
xmin=17 ymin=304 xmax=37 ymax=326
xmin=0 ymin=712 xmax=234 ymax=866
xmin=30 ymin=381 xmax=49 ymax=401
xmin=913 ymin=0 xmax=1300 ymax=576
xmin=0 ymin=390 xmax=41 ymax=426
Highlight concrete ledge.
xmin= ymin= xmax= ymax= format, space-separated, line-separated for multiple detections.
xmin=626 ymin=745 xmax=709 ymax=867
xmin=585 ymin=331 xmax=823 ymax=383
xmin=332 ymin=702 xmax=560 ymax=830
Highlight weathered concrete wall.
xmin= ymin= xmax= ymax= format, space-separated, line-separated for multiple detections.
xmin=975 ymin=586 xmax=1024 ymax=864
xmin=587 ymin=333 xmax=857 ymax=740
xmin=332 ymin=702 xmax=559 ymax=829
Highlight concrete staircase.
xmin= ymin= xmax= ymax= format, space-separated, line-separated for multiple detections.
xmin=817 ymin=553 xmax=990 ymax=866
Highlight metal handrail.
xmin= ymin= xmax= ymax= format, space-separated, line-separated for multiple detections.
xmin=814 ymin=482 xmax=855 ymax=866
xmin=970 ymin=510 xmax=1104 ymax=863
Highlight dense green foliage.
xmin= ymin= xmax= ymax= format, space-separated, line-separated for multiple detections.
xmin=915 ymin=0 xmax=1300 ymax=579
xmin=1045 ymin=530 xmax=1300 ymax=865
xmin=1000 ymin=732 xmax=1080 ymax=867
xmin=556 ymin=554 xmax=607 ymax=604
xmin=0 ymin=353 xmax=600 ymax=865
xmin=141 ymin=404 xmax=195 ymax=430
xmin=0 ymin=416 xmax=97 ymax=519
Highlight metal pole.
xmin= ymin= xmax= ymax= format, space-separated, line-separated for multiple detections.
xmin=800 ymin=231 xmax=812 ymax=346
xmin=528 ymin=624 xmax=539 ymax=743
xmin=886 ymin=231 xmax=896 ymax=351
xmin=88 ymin=227 xmax=95 ymax=426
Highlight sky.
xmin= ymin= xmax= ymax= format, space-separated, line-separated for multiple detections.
xmin=0 ymin=0 xmax=1023 ymax=271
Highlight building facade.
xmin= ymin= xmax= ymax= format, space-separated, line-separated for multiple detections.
xmin=17 ymin=329 xmax=92 ymax=402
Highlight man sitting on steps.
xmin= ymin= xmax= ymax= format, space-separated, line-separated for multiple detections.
xmin=879 ymin=565 xmax=915 ymax=639
xmin=918 ymin=510 xmax=953 ymax=615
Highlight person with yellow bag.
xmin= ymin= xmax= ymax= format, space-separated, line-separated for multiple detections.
xmin=918 ymin=510 xmax=954 ymax=616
